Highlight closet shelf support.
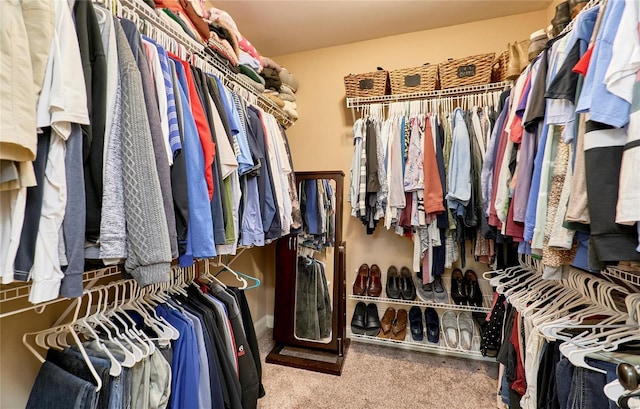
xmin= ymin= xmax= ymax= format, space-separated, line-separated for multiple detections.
xmin=348 ymin=294 xmax=492 ymax=313
xmin=346 ymin=81 xmax=511 ymax=108
xmin=0 ymin=266 xmax=122 ymax=319
xmin=349 ymin=333 xmax=495 ymax=362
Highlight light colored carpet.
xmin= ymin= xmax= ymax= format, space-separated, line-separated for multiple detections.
xmin=257 ymin=330 xmax=499 ymax=409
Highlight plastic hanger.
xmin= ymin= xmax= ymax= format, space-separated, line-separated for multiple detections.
xmin=87 ymin=287 xmax=138 ymax=365
xmin=96 ymin=286 xmax=145 ymax=361
xmin=123 ymin=280 xmax=173 ymax=343
xmin=75 ymin=289 xmax=123 ymax=376
xmin=23 ymin=294 xmax=104 ymax=391
xmin=107 ymin=281 xmax=154 ymax=356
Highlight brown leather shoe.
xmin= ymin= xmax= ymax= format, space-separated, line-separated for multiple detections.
xmin=367 ymin=264 xmax=383 ymax=297
xmin=353 ymin=264 xmax=369 ymax=295
xmin=380 ymin=307 xmax=396 ymax=333
xmin=391 ymin=309 xmax=408 ymax=341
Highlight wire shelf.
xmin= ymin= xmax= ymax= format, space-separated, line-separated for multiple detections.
xmin=602 ymin=267 xmax=640 ymax=289
xmin=348 ymin=294 xmax=491 ymax=313
xmin=0 ymin=265 xmax=122 ymax=304
xmin=120 ymin=0 xmax=294 ymax=127
xmin=349 ymin=333 xmax=494 ymax=362
xmin=346 ymin=81 xmax=511 ymax=108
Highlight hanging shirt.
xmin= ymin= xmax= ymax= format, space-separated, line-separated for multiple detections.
xmin=27 ymin=0 xmax=90 ymax=302
xmin=349 ymin=119 xmax=365 ymax=215
xmin=446 ymin=108 xmax=471 ymax=217
xmin=180 ymin=59 xmax=215 ymax=200
xmin=141 ymin=36 xmax=173 ymax=165
xmin=171 ymin=57 xmax=215 ymax=261
xmin=575 ymin=0 xmax=629 ymax=127
xmin=156 ymin=304 xmax=201 ymax=409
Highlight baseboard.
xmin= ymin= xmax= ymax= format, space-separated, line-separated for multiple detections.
xmin=254 ymin=314 xmax=274 ymax=336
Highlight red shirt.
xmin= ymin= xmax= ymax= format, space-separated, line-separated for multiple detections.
xmin=573 ymin=45 xmax=594 ymax=76
xmin=178 ymin=58 xmax=216 ymax=200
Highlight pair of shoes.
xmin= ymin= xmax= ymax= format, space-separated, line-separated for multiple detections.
xmin=386 ymin=266 xmax=416 ymax=300
xmin=506 ymin=39 xmax=531 ymax=80
xmin=421 ymin=275 xmax=448 ymax=303
xmin=352 ymin=264 xmax=382 ymax=297
xmin=450 ymin=269 xmax=483 ymax=307
xmin=441 ymin=311 xmax=476 ymax=350
xmin=409 ymin=306 xmax=440 ymax=343
xmin=351 ymin=302 xmax=380 ymax=336
xmin=378 ymin=307 xmax=408 ymax=341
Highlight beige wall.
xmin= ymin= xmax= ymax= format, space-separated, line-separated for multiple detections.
xmin=274 ymin=9 xmax=549 ymax=323
xmin=0 ymin=245 xmax=275 ymax=408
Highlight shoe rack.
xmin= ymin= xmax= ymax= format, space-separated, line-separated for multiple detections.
xmin=348 ymin=269 xmax=495 ymax=362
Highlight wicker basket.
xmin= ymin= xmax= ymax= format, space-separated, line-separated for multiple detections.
xmin=389 ymin=64 xmax=439 ymax=95
xmin=344 ymin=69 xmax=390 ymax=98
xmin=439 ymin=53 xmax=495 ymax=89
xmin=491 ymin=50 xmax=509 ymax=83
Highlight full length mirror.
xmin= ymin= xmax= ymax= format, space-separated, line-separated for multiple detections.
xmin=294 ymin=178 xmax=337 ymax=344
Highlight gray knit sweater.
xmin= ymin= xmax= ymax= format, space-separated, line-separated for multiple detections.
xmin=115 ymin=20 xmax=171 ymax=285
xmin=99 ymin=15 xmax=127 ymax=262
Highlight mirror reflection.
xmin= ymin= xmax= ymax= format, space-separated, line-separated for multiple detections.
xmin=294 ymin=178 xmax=336 ymax=343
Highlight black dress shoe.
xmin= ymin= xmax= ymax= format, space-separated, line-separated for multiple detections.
xmin=365 ymin=303 xmax=381 ymax=336
xmin=386 ymin=266 xmax=401 ymax=299
xmin=464 ymin=270 xmax=483 ymax=307
xmin=400 ymin=267 xmax=416 ymax=301
xmin=451 ymin=268 xmax=467 ymax=305
xmin=409 ymin=306 xmax=423 ymax=341
xmin=351 ymin=302 xmax=367 ymax=335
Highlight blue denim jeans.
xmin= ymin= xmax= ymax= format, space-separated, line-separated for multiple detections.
xmin=556 ymin=358 xmax=575 ymax=409
xmin=47 ymin=348 xmax=111 ymax=409
xmin=500 ymin=370 xmax=512 ymax=406
xmin=26 ymin=361 xmax=98 ymax=409
xmin=566 ymin=358 xmax=614 ymax=409
xmin=585 ymin=357 xmax=619 ymax=409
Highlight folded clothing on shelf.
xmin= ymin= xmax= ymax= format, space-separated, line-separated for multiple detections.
xmin=238 ymin=73 xmax=265 ymax=93
xmin=261 ymin=56 xmax=282 ymax=73
xmin=279 ymin=67 xmax=298 ymax=92
xmin=261 ymin=67 xmax=282 ymax=91
xmin=240 ymin=64 xmax=265 ymax=85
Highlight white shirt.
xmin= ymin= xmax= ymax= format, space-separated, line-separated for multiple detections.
xmin=30 ymin=0 xmax=89 ymax=303
xmin=605 ymin=0 xmax=640 ymax=104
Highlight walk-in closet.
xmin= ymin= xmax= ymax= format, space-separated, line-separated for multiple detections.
xmin=2 ymin=0 xmax=640 ymax=408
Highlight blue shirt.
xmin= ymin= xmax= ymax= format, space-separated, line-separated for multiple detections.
xmin=171 ymin=57 xmax=216 ymax=260
xmin=213 ymin=77 xmax=254 ymax=175
xmin=575 ymin=0 xmax=628 ymax=127
xmin=524 ymin=123 xmax=549 ymax=241
xmin=446 ymin=108 xmax=471 ymax=217
xmin=247 ymin=106 xmax=278 ymax=237
xmin=304 ymin=180 xmax=321 ymax=235
xmin=232 ymin=93 xmax=255 ymax=176
xmin=156 ymin=305 xmax=200 ymax=409
xmin=143 ymin=36 xmax=181 ymax=155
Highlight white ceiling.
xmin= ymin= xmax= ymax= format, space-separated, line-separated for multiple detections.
xmin=206 ymin=0 xmax=551 ymax=57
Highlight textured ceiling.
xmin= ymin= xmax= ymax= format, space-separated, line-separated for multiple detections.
xmin=204 ymin=0 xmax=551 ymax=57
